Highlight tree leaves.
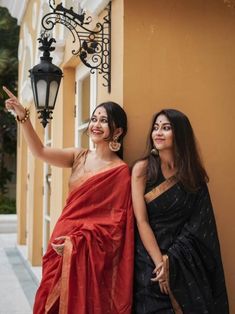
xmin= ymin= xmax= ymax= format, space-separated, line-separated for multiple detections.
xmin=0 ymin=7 xmax=19 ymax=197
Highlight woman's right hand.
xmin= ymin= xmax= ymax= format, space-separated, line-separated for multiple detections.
xmin=51 ymin=236 xmax=67 ymax=256
xmin=3 ymin=86 xmax=26 ymax=120
xmin=3 ymin=86 xmax=76 ymax=168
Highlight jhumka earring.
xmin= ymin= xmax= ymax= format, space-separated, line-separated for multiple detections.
xmin=109 ymin=136 xmax=121 ymax=152
xmin=151 ymin=146 xmax=159 ymax=156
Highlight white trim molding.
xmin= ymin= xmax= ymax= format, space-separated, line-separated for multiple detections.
xmin=75 ymin=63 xmax=97 ymax=148
xmin=80 ymin=0 xmax=111 ymax=15
xmin=19 ymin=24 xmax=34 ymax=104
xmin=20 ymin=79 xmax=33 ymax=104
xmin=0 ymin=0 xmax=29 ymax=24
xmin=32 ymin=2 xmax=38 ymax=30
xmin=53 ymin=40 xmax=65 ymax=66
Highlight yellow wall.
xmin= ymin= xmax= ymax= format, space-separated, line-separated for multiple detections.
xmin=16 ymin=126 xmax=27 ymax=245
xmin=17 ymin=0 xmax=44 ymax=265
xmin=50 ymin=66 xmax=77 ymax=230
xmin=124 ymin=0 xmax=235 ymax=311
xmin=26 ymin=110 xmax=44 ymax=264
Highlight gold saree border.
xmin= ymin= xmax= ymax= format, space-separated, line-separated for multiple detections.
xmin=59 ymin=237 xmax=73 ymax=314
xmin=144 ymin=177 xmax=182 ymax=312
xmin=45 ymin=237 xmax=73 ymax=314
xmin=163 ymin=255 xmax=183 ymax=314
xmin=45 ymin=278 xmax=61 ymax=313
xmin=144 ymin=176 xmax=178 ymax=204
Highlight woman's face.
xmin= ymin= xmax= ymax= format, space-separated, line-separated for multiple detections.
xmin=88 ymin=106 xmax=110 ymax=143
xmin=152 ymin=114 xmax=174 ymax=152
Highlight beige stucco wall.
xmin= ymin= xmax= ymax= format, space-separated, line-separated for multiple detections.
xmin=16 ymin=129 xmax=27 ymax=245
xmin=123 ymin=0 xmax=235 ymax=311
xmin=26 ymin=110 xmax=44 ymax=264
xmin=49 ymin=66 xmax=77 ymax=231
xmin=17 ymin=0 xmax=44 ymax=264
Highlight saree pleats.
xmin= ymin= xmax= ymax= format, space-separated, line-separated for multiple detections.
xmin=34 ymin=165 xmax=134 ymax=314
xmin=167 ymin=185 xmax=229 ymax=314
xmin=134 ymin=181 xmax=229 ymax=314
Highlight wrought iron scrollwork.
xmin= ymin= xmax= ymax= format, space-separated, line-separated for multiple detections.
xmin=41 ymin=0 xmax=111 ymax=92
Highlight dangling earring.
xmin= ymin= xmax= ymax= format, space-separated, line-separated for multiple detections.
xmin=109 ymin=136 xmax=121 ymax=152
xmin=151 ymin=146 xmax=159 ymax=156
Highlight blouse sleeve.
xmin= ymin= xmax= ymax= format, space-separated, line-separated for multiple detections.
xmin=72 ymin=148 xmax=87 ymax=171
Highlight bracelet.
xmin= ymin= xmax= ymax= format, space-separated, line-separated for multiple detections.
xmin=16 ymin=108 xmax=30 ymax=123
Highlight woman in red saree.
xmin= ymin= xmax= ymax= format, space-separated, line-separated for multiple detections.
xmin=36 ymin=151 xmax=133 ymax=314
xmin=132 ymin=109 xmax=229 ymax=313
xmin=4 ymin=86 xmax=134 ymax=314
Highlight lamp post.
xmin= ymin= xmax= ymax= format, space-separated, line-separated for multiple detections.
xmin=30 ymin=1 xmax=111 ymax=127
xmin=29 ymin=33 xmax=63 ymax=127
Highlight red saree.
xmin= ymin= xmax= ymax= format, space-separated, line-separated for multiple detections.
xmin=33 ymin=164 xmax=134 ymax=314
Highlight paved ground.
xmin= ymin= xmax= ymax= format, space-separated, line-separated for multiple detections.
xmin=0 ymin=219 xmax=38 ymax=314
xmin=0 ymin=215 xmax=17 ymax=233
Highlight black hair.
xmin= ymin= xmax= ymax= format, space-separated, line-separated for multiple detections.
xmin=89 ymin=101 xmax=127 ymax=159
xmin=145 ymin=109 xmax=209 ymax=191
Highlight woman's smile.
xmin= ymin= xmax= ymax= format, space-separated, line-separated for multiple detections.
xmin=91 ymin=128 xmax=103 ymax=135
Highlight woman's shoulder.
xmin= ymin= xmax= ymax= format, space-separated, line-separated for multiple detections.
xmin=73 ymin=147 xmax=87 ymax=156
xmin=132 ymin=159 xmax=148 ymax=178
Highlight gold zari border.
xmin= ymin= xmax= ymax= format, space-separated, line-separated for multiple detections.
xmin=144 ymin=177 xmax=182 ymax=312
xmin=45 ymin=237 xmax=73 ymax=314
xmin=144 ymin=176 xmax=178 ymax=204
xmin=163 ymin=255 xmax=183 ymax=314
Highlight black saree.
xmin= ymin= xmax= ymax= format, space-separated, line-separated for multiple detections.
xmin=133 ymin=173 xmax=229 ymax=314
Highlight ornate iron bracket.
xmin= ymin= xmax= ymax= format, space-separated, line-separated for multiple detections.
xmin=41 ymin=0 xmax=111 ymax=92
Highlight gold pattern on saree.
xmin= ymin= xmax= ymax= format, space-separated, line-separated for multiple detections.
xmin=144 ymin=176 xmax=178 ymax=204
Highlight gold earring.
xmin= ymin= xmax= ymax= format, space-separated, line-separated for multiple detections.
xmin=151 ymin=147 xmax=159 ymax=156
xmin=109 ymin=136 xmax=121 ymax=152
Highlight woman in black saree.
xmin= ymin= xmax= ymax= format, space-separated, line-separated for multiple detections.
xmin=132 ymin=109 xmax=229 ymax=314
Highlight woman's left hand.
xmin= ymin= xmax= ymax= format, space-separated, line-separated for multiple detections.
xmin=158 ymin=277 xmax=169 ymax=295
xmin=151 ymin=262 xmax=169 ymax=294
xmin=51 ymin=236 xmax=67 ymax=256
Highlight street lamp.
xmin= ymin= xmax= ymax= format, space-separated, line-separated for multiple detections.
xmin=30 ymin=1 xmax=111 ymax=127
xmin=29 ymin=33 xmax=63 ymax=127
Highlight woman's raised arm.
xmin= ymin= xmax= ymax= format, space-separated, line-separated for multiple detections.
xmin=3 ymin=86 xmax=77 ymax=168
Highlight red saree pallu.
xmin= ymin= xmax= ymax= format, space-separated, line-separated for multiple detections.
xmin=34 ymin=164 xmax=134 ymax=314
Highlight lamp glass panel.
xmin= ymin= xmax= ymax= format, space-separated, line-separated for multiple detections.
xmin=31 ymin=79 xmax=37 ymax=106
xmin=48 ymin=81 xmax=58 ymax=109
xmin=37 ymin=80 xmax=47 ymax=108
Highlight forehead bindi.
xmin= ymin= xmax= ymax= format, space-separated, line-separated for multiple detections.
xmin=94 ymin=107 xmax=107 ymax=117
xmin=155 ymin=114 xmax=170 ymax=125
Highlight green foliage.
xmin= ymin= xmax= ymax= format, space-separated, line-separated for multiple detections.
xmin=0 ymin=196 xmax=16 ymax=214
xmin=0 ymin=166 xmax=13 ymax=195
xmin=0 ymin=7 xmax=19 ymax=197
xmin=0 ymin=7 xmax=19 ymax=87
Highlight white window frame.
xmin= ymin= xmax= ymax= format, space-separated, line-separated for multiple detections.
xmin=75 ymin=64 xmax=97 ymax=149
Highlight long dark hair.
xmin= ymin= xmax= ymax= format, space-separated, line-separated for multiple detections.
xmin=145 ymin=109 xmax=208 ymax=191
xmin=89 ymin=102 xmax=127 ymax=159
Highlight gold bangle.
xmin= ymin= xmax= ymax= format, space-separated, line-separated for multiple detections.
xmin=16 ymin=108 xmax=30 ymax=123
